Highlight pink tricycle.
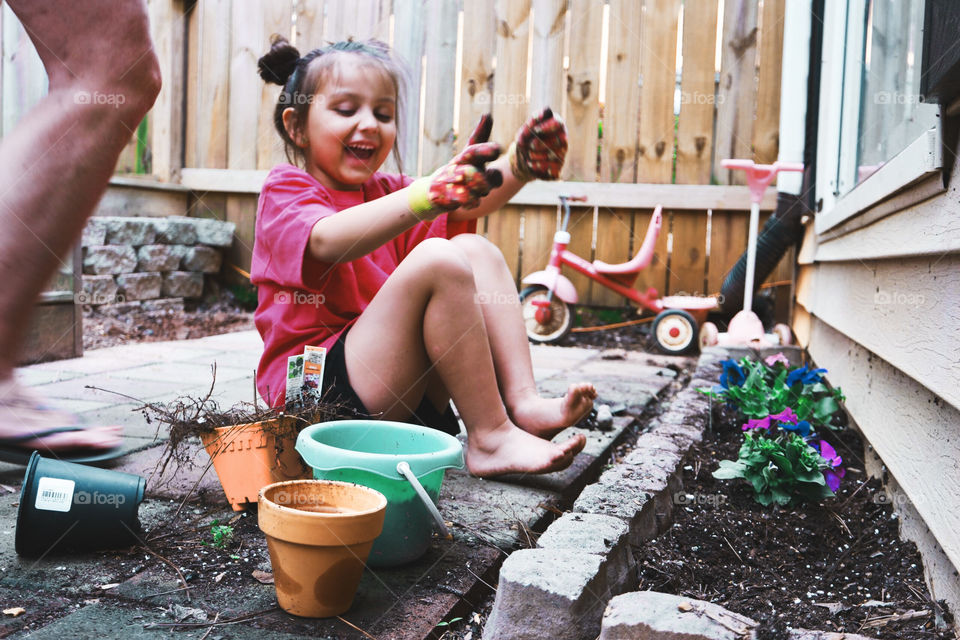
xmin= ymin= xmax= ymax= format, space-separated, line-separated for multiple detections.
xmin=519 ymin=195 xmax=718 ymax=354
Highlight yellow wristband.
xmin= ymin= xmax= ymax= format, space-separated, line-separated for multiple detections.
xmin=407 ymin=177 xmax=440 ymax=221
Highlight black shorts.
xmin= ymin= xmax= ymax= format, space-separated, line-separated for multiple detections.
xmin=323 ymin=327 xmax=462 ymax=437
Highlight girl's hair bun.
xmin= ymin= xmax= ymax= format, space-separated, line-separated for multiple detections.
xmin=258 ymin=34 xmax=300 ymax=86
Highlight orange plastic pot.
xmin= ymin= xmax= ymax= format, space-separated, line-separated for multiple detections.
xmin=258 ymin=480 xmax=387 ymax=617
xmin=200 ymin=420 xmax=309 ymax=511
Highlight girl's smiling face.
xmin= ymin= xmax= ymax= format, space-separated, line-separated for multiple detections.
xmin=286 ymin=56 xmax=397 ymax=191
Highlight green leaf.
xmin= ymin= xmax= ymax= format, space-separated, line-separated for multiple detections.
xmin=814 ymin=397 xmax=840 ymax=419
xmin=713 ymin=460 xmax=746 ymax=479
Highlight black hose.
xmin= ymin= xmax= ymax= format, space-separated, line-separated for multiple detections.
xmin=719 ymin=192 xmax=808 ymax=316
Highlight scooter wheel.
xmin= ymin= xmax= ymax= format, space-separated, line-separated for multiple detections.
xmin=699 ymin=321 xmax=719 ymax=349
xmin=652 ymin=309 xmax=698 ymax=355
xmin=773 ymin=323 xmax=793 ymax=346
xmin=519 ymin=286 xmax=573 ymax=343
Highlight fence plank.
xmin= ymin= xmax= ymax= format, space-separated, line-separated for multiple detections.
xmin=637 ymin=0 xmax=680 ymax=184
xmin=530 ymin=0 xmax=567 ymax=114
xmin=707 ymin=209 xmax=748 ymax=294
xmin=229 ymin=0 xmax=263 ymax=170
xmin=195 ymin=0 xmax=232 ymax=169
xmin=520 ymin=205 xmax=558 ymax=287
xmin=565 ymin=206 xmax=595 ymax=303
xmin=492 ymin=0 xmax=531 ymax=145
xmin=184 ymin=2 xmax=200 ymax=169
xmin=713 ymin=0 xmax=758 ymax=185
xmin=226 ymin=194 xmax=258 ymax=273
xmin=489 ymin=206 xmax=522 ymax=283
xmin=149 ymin=0 xmax=186 ymax=182
xmin=593 ymin=208 xmax=633 ymax=306
xmin=393 ymin=0 xmax=425 ymax=173
xmin=667 ymin=209 xmax=708 ymax=296
xmin=562 ymin=0 xmax=602 ymax=181
xmin=295 ymin=0 xmax=323 ymax=46
xmin=631 ymin=207 xmax=669 ymax=298
xmin=325 ymin=0 xmax=390 ymax=41
xmin=259 ymin=1 xmax=295 ymax=170
xmin=1 ymin=5 xmax=46 ymax=137
xmin=675 ymin=0 xmax=719 ymax=184
xmin=420 ymin=0 xmax=458 ymax=174
xmin=753 ymin=0 xmax=784 ymax=165
xmin=457 ymin=0 xmax=496 ymax=154
xmin=601 ymin=0 xmax=642 ymax=183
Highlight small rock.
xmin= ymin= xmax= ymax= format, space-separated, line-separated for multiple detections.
xmin=677 ymin=601 xmax=693 ymax=611
xmin=595 ymin=405 xmax=614 ymax=430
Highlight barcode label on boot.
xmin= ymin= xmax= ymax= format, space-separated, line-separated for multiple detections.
xmin=35 ymin=477 xmax=75 ymax=512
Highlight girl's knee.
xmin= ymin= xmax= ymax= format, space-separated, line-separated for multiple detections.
xmin=406 ymin=238 xmax=474 ymax=280
xmin=450 ymin=233 xmax=506 ymax=267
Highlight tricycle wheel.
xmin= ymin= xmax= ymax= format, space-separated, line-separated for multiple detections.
xmin=519 ymin=286 xmax=573 ymax=343
xmin=699 ymin=321 xmax=719 ymax=349
xmin=652 ymin=309 xmax=698 ymax=355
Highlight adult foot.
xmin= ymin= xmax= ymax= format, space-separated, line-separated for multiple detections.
xmin=0 ymin=378 xmax=122 ymax=454
xmin=507 ymin=382 xmax=598 ymax=438
xmin=465 ymin=418 xmax=587 ymax=477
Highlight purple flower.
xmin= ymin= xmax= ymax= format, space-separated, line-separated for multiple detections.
xmin=742 ymin=416 xmax=771 ymax=431
xmin=764 ymin=352 xmax=790 ymax=367
xmin=819 ymin=440 xmax=846 ymax=492
xmin=769 ymin=407 xmax=798 ymax=424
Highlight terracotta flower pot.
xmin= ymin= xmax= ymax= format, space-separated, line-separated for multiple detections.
xmin=258 ymin=480 xmax=387 ymax=618
xmin=200 ymin=419 xmax=309 ymax=511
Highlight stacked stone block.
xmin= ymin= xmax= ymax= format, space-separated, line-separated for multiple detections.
xmin=80 ymin=216 xmax=234 ymax=307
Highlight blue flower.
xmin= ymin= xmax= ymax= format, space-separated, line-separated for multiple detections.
xmin=786 ymin=366 xmax=827 ymax=387
xmin=719 ymin=359 xmax=746 ymax=389
xmin=780 ymin=420 xmax=812 ymax=437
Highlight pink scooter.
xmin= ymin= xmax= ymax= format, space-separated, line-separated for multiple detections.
xmin=519 ymin=195 xmax=718 ymax=354
xmin=698 ymin=159 xmax=804 ymax=349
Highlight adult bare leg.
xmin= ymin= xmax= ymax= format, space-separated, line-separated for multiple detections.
xmin=0 ymin=1 xmax=161 ymax=452
xmin=344 ymin=238 xmax=586 ymax=477
xmin=449 ymin=234 xmax=596 ymax=437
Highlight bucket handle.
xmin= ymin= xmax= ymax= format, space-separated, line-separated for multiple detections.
xmin=396 ymin=461 xmax=450 ymax=539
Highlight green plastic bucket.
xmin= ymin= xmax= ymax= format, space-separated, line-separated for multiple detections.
xmin=296 ymin=420 xmax=464 ymax=566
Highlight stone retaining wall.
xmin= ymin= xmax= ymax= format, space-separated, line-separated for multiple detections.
xmin=80 ymin=216 xmax=235 ymax=306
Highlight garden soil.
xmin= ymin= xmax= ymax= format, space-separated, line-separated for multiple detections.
xmin=76 ymin=302 xmax=954 ymax=639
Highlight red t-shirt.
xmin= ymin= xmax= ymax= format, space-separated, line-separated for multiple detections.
xmin=251 ymin=164 xmax=477 ymax=406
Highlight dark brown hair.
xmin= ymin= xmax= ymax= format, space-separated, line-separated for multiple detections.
xmin=257 ymin=35 xmax=406 ymax=171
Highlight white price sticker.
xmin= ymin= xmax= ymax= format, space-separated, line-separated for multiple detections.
xmin=34 ymin=477 xmax=75 ymax=513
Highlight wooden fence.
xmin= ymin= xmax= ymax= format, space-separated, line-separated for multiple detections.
xmin=1 ymin=0 xmax=792 ymax=308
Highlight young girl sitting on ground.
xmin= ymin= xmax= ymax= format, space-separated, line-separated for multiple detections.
xmin=251 ymin=37 xmax=596 ymax=477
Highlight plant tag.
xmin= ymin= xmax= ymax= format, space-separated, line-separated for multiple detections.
xmin=303 ymin=346 xmax=327 ymax=400
xmin=285 ymin=354 xmax=305 ymax=405
xmin=34 ymin=477 xmax=75 ymax=513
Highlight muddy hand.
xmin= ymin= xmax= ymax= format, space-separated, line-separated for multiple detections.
xmin=466 ymin=113 xmax=503 ymax=190
xmin=509 ymin=107 xmax=567 ymax=181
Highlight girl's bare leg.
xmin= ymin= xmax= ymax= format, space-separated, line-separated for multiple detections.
xmin=344 ymin=238 xmax=586 ymax=477
xmin=450 ymin=234 xmax=596 ymax=437
xmin=0 ymin=1 xmax=160 ymax=451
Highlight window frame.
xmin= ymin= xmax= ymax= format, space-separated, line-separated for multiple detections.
xmin=815 ymin=0 xmax=943 ymax=236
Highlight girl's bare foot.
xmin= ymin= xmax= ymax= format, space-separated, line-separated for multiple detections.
xmin=465 ymin=418 xmax=587 ymax=477
xmin=0 ymin=378 xmax=122 ymax=452
xmin=508 ymin=382 xmax=598 ymax=438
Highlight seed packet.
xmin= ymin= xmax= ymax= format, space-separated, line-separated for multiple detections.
xmin=303 ymin=345 xmax=327 ymax=400
xmin=285 ymin=354 xmax=305 ymax=405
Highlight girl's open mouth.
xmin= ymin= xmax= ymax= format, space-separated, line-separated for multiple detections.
xmin=346 ymin=145 xmax=376 ymax=161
